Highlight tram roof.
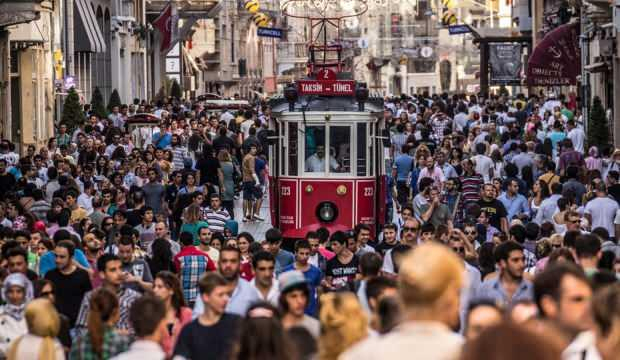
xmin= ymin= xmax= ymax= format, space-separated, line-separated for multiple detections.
xmin=269 ymin=95 xmax=384 ymax=114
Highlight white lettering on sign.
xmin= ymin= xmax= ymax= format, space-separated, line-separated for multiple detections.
xmin=333 ymin=82 xmax=352 ymax=92
xmin=301 ymin=83 xmax=323 ymax=92
xmin=281 ymin=186 xmax=291 ymax=196
xmin=363 ymin=187 xmax=374 ymax=197
xmin=280 ymin=215 xmax=295 ymax=224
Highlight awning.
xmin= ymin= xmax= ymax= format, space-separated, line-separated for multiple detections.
xmin=74 ymin=0 xmax=106 ymax=53
xmin=527 ymin=22 xmax=580 ymax=86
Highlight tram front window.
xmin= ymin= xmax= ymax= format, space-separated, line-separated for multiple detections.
xmin=330 ymin=126 xmax=350 ymax=173
xmin=304 ymin=125 xmax=350 ymax=174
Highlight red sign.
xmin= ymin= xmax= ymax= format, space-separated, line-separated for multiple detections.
xmin=297 ymin=80 xmax=356 ymax=96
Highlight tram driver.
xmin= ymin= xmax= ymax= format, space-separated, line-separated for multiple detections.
xmin=305 ymin=145 xmax=340 ymax=172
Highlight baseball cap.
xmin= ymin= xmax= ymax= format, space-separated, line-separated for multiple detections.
xmin=278 ymin=270 xmax=307 ymax=293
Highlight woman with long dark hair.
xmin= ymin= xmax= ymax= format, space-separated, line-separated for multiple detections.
xmin=69 ymin=288 xmax=129 ymax=359
xmin=148 ymin=238 xmax=175 ymax=276
xmin=230 ymin=302 xmax=296 ymax=360
xmin=529 ymin=179 xmax=549 ymax=220
xmin=153 ymin=271 xmax=192 ymax=357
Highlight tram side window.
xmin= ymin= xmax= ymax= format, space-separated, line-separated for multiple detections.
xmin=357 ymin=123 xmax=367 ymax=176
xmin=288 ymin=123 xmax=298 ymax=176
xmin=305 ymin=126 xmax=327 ymax=172
xmin=330 ymin=126 xmax=351 ymax=174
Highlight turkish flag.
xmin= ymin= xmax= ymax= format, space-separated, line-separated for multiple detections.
xmin=152 ymin=2 xmax=177 ymax=52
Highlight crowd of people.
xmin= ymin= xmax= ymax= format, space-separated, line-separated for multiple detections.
xmin=0 ymin=91 xmax=615 ymax=359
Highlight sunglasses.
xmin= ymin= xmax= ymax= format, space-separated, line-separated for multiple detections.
xmin=453 ymin=247 xmax=465 ymax=253
xmin=464 ymin=231 xmax=477 ymax=235
xmin=403 ymin=226 xmax=419 ymax=232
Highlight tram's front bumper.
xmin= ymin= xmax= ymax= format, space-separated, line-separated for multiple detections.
xmin=282 ymin=223 xmax=352 ymax=240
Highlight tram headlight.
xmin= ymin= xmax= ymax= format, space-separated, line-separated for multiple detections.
xmin=316 ymin=202 xmax=338 ymax=223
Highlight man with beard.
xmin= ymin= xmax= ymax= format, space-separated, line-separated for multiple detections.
xmin=44 ymin=240 xmax=93 ymax=327
xmin=382 ymin=218 xmax=420 ymax=275
xmin=192 ymin=246 xmax=259 ymax=317
xmin=476 ymin=241 xmax=533 ymax=307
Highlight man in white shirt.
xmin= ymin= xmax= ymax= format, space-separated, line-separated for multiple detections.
xmin=567 ymin=119 xmax=585 ymax=154
xmin=472 ymin=143 xmax=494 ymax=183
xmin=220 ymin=109 xmax=235 ymax=126
xmin=305 ymin=145 xmax=340 ymax=172
xmin=111 ymin=295 xmax=167 ymax=360
xmin=584 ymin=182 xmax=619 ymax=238
xmin=250 ymin=251 xmax=279 ymax=306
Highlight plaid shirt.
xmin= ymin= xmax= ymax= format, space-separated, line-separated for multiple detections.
xmin=75 ymin=287 xmax=141 ymax=337
xmin=174 ymin=246 xmax=216 ymax=304
xmin=431 ymin=114 xmax=451 ymax=141
xmin=69 ymin=327 xmax=130 ymax=360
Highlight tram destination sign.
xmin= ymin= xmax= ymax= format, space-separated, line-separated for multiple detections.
xmin=297 ymin=80 xmax=356 ymax=96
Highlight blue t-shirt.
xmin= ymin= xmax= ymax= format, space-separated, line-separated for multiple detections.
xmin=39 ymin=249 xmax=90 ymax=276
xmin=548 ymin=131 xmax=566 ymax=151
xmin=274 ymin=249 xmax=295 ymax=275
xmin=153 ymin=132 xmax=172 ymax=149
xmin=282 ymin=264 xmax=322 ymax=316
xmin=393 ymin=154 xmax=413 ymax=182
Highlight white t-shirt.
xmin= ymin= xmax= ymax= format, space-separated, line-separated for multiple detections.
xmin=568 ymin=127 xmax=586 ymax=154
xmin=473 ymin=154 xmax=494 ymax=183
xmin=585 ymin=196 xmax=619 ymax=237
xmin=453 ymin=112 xmax=468 ymax=132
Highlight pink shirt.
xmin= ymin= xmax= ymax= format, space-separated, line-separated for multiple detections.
xmin=161 ymin=307 xmax=193 ymax=357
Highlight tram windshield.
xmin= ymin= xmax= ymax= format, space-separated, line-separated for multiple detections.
xmin=304 ymin=126 xmax=350 ymax=174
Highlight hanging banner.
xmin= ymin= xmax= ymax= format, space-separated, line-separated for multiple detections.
xmin=527 ymin=22 xmax=580 ymax=86
xmin=489 ymin=43 xmax=522 ymax=85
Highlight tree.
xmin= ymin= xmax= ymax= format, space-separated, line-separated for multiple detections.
xmin=587 ymin=96 xmax=610 ymax=149
xmin=107 ymin=88 xmax=122 ymax=113
xmin=91 ymin=87 xmax=107 ymax=119
xmin=170 ymin=79 xmax=182 ymax=100
xmin=61 ymin=87 xmax=83 ymax=131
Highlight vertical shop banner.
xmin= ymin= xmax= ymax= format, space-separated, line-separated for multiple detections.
xmin=489 ymin=43 xmax=522 ymax=84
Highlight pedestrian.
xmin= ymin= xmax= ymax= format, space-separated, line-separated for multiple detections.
xmin=6 ymin=298 xmax=64 ymax=360
xmin=74 ymin=254 xmax=141 ymax=335
xmin=230 ymin=302 xmax=296 ymax=360
xmin=173 ymin=273 xmax=242 ymax=360
xmin=0 ymin=273 xmax=33 ymax=357
xmin=44 ymin=240 xmax=92 ymax=327
xmin=70 ymin=287 xmax=130 ymax=359
xmin=340 ymin=243 xmax=464 ymax=359
xmin=279 ymin=270 xmax=320 ymax=339
xmin=319 ymin=292 xmax=368 ymax=360
xmin=110 ymin=295 xmax=167 ymax=360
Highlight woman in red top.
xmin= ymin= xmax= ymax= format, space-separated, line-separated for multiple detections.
xmin=153 ymin=271 xmax=193 ymax=357
xmin=238 ymin=232 xmax=255 ymax=281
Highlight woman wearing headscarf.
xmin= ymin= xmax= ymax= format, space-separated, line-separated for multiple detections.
xmin=6 ymin=298 xmax=65 ymax=360
xmin=0 ymin=273 xmax=33 ymax=357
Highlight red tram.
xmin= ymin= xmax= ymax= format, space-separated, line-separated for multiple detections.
xmin=266 ymin=5 xmax=387 ymax=239
xmin=267 ymin=88 xmax=387 ymax=239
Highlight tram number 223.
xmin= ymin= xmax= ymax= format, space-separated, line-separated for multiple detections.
xmin=363 ymin=187 xmax=374 ymax=197
xmin=281 ymin=186 xmax=292 ymax=196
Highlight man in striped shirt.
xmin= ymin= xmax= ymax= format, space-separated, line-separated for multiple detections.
xmin=203 ymin=193 xmax=231 ymax=233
